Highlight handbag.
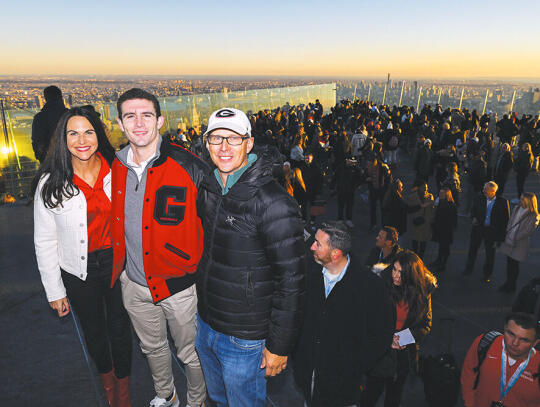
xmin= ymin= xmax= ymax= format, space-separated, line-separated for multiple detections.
xmin=368 ymin=349 xmax=397 ymax=378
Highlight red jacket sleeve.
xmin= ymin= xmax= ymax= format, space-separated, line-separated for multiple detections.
xmin=461 ymin=334 xmax=483 ymax=407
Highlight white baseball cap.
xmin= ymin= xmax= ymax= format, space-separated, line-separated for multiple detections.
xmin=204 ymin=108 xmax=252 ymax=137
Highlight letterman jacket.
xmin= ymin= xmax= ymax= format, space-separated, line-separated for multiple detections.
xmin=111 ymin=139 xmax=209 ymax=303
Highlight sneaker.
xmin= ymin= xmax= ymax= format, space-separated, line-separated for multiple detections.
xmin=149 ymin=389 xmax=180 ymax=407
xmin=345 ymin=220 xmax=354 ymax=228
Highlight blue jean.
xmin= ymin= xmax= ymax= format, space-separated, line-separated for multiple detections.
xmin=195 ymin=315 xmax=266 ymax=407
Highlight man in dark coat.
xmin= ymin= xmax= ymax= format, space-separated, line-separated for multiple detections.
xmin=493 ymin=143 xmax=513 ymax=196
xmin=366 ymin=155 xmax=392 ymax=231
xmin=31 ymin=86 xmax=68 ymax=162
xmin=496 ymin=114 xmax=518 ymax=145
xmin=414 ymin=139 xmax=434 ymax=183
xmin=195 ymin=108 xmax=306 ymax=407
xmin=294 ymin=221 xmax=394 ymax=407
xmin=463 ymin=181 xmax=510 ymax=283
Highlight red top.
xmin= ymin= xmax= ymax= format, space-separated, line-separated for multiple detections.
xmin=395 ymin=300 xmax=409 ymax=331
xmin=73 ymin=153 xmax=112 ymax=253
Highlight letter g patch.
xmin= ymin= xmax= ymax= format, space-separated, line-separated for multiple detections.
xmin=154 ymin=186 xmax=187 ymax=225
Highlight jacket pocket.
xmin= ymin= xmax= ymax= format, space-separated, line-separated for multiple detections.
xmin=164 ymin=243 xmax=191 ymax=261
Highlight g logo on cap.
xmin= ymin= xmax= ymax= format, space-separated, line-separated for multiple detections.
xmin=215 ymin=109 xmax=236 ymax=118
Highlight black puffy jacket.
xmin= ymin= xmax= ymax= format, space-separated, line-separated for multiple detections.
xmin=196 ymin=145 xmax=306 ymax=356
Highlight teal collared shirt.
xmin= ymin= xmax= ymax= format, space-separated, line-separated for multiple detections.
xmin=322 ymin=255 xmax=351 ymax=298
xmin=214 ymin=153 xmax=258 ymax=195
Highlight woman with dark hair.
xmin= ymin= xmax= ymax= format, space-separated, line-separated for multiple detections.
xmin=364 ymin=251 xmax=437 ymax=407
xmin=283 ymin=162 xmax=307 ymax=220
xmin=442 ymin=161 xmax=461 ymax=207
xmin=514 ymin=142 xmax=534 ymax=199
xmin=431 ymin=187 xmax=458 ymax=272
xmin=32 ymin=106 xmax=132 ymax=407
xmin=498 ymin=192 xmax=540 ymax=292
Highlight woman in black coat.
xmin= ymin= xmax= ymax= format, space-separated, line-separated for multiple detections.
xmin=431 ymin=187 xmax=458 ymax=272
xmin=514 ymin=142 xmax=534 ymax=198
xmin=363 ymin=251 xmax=437 ymax=407
xmin=382 ymin=180 xmax=421 ymax=236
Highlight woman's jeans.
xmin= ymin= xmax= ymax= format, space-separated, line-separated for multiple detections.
xmin=195 ymin=314 xmax=266 ymax=407
xmin=62 ymin=247 xmax=132 ymax=378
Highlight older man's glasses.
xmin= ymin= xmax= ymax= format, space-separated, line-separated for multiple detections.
xmin=206 ymin=135 xmax=250 ymax=145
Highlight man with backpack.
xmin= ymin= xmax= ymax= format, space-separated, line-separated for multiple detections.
xmin=461 ymin=312 xmax=540 ymax=407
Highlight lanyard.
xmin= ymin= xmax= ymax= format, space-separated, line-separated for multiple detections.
xmin=500 ymin=341 xmax=532 ymax=401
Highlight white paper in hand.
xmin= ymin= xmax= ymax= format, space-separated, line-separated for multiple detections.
xmin=396 ymin=328 xmax=415 ymax=346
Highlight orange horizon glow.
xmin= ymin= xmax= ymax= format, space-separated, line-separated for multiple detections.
xmin=2 ymin=0 xmax=540 ymax=81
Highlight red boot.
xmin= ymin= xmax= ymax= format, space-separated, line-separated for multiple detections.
xmin=100 ymin=370 xmax=117 ymax=406
xmin=116 ymin=376 xmax=132 ymax=407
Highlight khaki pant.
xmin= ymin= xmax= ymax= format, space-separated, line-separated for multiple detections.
xmin=120 ymin=272 xmax=206 ymax=405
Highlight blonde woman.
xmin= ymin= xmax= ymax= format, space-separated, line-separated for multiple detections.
xmin=498 ymin=192 xmax=540 ymax=292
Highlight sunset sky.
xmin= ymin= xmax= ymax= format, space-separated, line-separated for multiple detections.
xmin=2 ymin=0 xmax=539 ymax=79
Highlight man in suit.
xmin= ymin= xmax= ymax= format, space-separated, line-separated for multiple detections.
xmin=293 ymin=221 xmax=394 ymax=407
xmin=463 ymin=181 xmax=510 ymax=283
xmin=493 ymin=143 xmax=514 ymax=196
xmin=31 ymin=86 xmax=68 ymax=163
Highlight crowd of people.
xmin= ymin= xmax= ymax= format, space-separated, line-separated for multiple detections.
xmin=30 ymin=85 xmax=540 ymax=407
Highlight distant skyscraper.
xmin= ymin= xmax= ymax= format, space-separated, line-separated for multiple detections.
xmin=532 ymin=89 xmax=540 ymax=104
xmin=191 ymin=99 xmax=200 ymax=130
xmin=104 ymin=105 xmax=111 ymax=121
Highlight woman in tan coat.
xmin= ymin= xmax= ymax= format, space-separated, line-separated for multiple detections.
xmin=498 ymin=192 xmax=540 ymax=292
xmin=406 ymin=180 xmax=434 ymax=258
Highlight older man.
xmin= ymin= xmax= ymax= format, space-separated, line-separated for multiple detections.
xmin=463 ymin=181 xmax=510 ymax=283
xmin=195 ymin=108 xmax=306 ymax=406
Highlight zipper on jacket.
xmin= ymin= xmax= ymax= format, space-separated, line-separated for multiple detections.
xmin=164 ymin=243 xmax=191 ymax=260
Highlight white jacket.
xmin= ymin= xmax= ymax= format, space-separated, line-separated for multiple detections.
xmin=33 ymin=172 xmax=112 ymax=302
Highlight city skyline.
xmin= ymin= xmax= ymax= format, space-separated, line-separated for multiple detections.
xmin=2 ymin=0 xmax=540 ymax=79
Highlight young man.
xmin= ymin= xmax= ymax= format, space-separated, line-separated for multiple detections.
xmin=364 ymin=226 xmax=403 ymax=274
xmin=461 ymin=312 xmax=540 ymax=407
xmin=110 ymin=88 xmax=208 ymax=407
xmin=294 ymin=221 xmax=394 ymax=406
xmin=195 ymin=108 xmax=306 ymax=406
